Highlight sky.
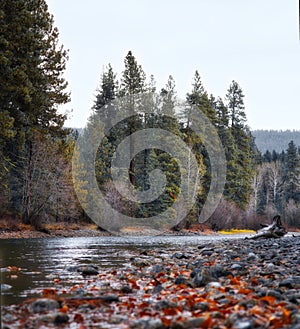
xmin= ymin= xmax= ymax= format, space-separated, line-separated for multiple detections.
xmin=47 ymin=0 xmax=300 ymax=131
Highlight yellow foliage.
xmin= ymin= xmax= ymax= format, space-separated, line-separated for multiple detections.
xmin=219 ymin=229 xmax=255 ymax=235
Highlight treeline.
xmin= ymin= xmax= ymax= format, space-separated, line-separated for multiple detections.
xmin=2 ymin=0 xmax=299 ymax=232
xmin=252 ymin=129 xmax=300 ymax=154
xmin=79 ymin=52 xmax=257 ymax=231
xmin=252 ymin=141 xmax=300 ymax=228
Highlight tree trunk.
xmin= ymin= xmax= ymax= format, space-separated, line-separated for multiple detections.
xmin=247 ymin=215 xmax=287 ymax=239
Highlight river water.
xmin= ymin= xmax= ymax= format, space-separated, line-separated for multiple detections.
xmin=0 ymin=235 xmax=248 ymax=305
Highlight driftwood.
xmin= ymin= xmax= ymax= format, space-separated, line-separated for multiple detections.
xmin=248 ymin=215 xmax=287 ymax=240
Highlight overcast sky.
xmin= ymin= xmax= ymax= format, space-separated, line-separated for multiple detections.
xmin=47 ymin=0 xmax=300 ymax=130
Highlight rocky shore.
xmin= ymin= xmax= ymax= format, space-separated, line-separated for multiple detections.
xmin=2 ymin=235 xmax=300 ymax=328
xmin=0 ymin=227 xmax=112 ymax=239
xmin=0 ymin=224 xmax=213 ymax=239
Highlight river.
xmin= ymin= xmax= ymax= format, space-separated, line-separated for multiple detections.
xmin=0 ymin=235 xmax=248 ymax=305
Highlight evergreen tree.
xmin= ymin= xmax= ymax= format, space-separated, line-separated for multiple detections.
xmin=226 ymin=80 xmax=246 ymax=130
xmin=93 ymin=64 xmax=118 ymax=120
xmin=263 ymin=150 xmax=272 ymax=163
xmin=214 ymin=98 xmax=239 ymax=201
xmin=0 ymin=0 xmax=70 ymax=223
xmin=120 ymin=51 xmax=146 ymax=96
xmin=225 ymin=80 xmax=254 ymax=209
xmin=283 ymin=140 xmax=300 ymax=203
xmin=0 ymin=0 xmax=69 ymax=139
xmin=120 ymin=51 xmax=146 ymax=186
xmin=91 ymin=65 xmax=118 ymax=189
xmin=185 ymin=71 xmax=217 ymax=124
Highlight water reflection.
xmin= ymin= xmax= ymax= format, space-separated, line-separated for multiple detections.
xmin=0 ymin=235 xmax=245 ymax=305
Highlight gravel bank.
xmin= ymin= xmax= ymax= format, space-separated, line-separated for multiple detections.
xmin=2 ymin=235 xmax=300 ymax=328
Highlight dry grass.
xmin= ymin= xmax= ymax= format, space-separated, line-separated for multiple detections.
xmin=218 ymin=229 xmax=256 ymax=235
xmin=44 ymin=222 xmax=82 ymax=231
xmin=0 ymin=216 xmax=32 ymax=232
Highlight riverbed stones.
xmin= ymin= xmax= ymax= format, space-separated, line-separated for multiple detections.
xmin=78 ymin=265 xmax=99 ymax=275
xmin=3 ymin=235 xmax=300 ymax=329
xmin=192 ymin=268 xmax=216 ymax=287
xmin=30 ymin=298 xmax=59 ymax=313
xmin=131 ymin=257 xmax=150 ymax=267
xmin=131 ymin=318 xmax=164 ymax=329
xmin=1 ymin=284 xmax=12 ymax=291
xmin=279 ymin=277 xmax=300 ymax=289
xmin=33 ymin=312 xmax=69 ymax=325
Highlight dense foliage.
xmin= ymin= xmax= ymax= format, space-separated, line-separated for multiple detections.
xmin=86 ymin=53 xmax=257 ymax=231
xmin=252 ymin=141 xmax=300 ymax=228
xmin=1 ymin=0 xmax=298 ymax=231
xmin=0 ymin=0 xmax=80 ymax=228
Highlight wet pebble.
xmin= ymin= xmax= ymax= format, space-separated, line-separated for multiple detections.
xmin=131 ymin=318 xmax=163 ymax=329
xmin=30 ymin=298 xmax=59 ymax=313
xmin=1 ymin=284 xmax=12 ymax=291
xmin=78 ymin=265 xmax=99 ymax=275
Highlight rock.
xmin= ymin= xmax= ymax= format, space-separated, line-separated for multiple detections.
xmin=155 ymin=299 xmax=177 ymax=310
xmin=192 ymin=268 xmax=216 ymax=287
xmin=206 ymin=282 xmax=221 ymax=289
xmin=54 ymin=313 xmax=69 ymax=325
xmin=210 ymin=265 xmax=232 ymax=278
xmin=200 ymin=249 xmax=214 ymax=256
xmin=279 ymin=277 xmax=300 ymax=289
xmin=171 ymin=252 xmax=188 ymax=259
xmin=131 ymin=318 xmax=164 ymax=329
xmin=152 ymin=284 xmax=163 ymax=294
xmin=35 ymin=313 xmax=69 ymax=325
xmin=230 ymin=263 xmax=242 ymax=270
xmin=111 ymin=315 xmax=129 ymax=324
xmin=45 ymin=273 xmax=58 ymax=279
xmin=120 ymin=285 xmax=133 ymax=293
xmin=30 ymin=298 xmax=59 ymax=313
xmin=66 ymin=265 xmax=79 ymax=272
xmin=292 ymin=313 xmax=300 ymax=324
xmin=1 ymin=284 xmax=12 ymax=291
xmin=247 ymin=252 xmax=258 ymax=261
xmin=174 ymin=276 xmax=189 ymax=285
xmin=150 ymin=264 xmax=164 ymax=274
xmin=265 ymin=263 xmax=275 ymax=268
xmin=78 ymin=265 xmax=99 ymax=275
xmin=193 ymin=302 xmax=209 ymax=311
xmin=265 ymin=289 xmax=284 ymax=300
xmin=171 ymin=317 xmax=209 ymax=329
xmin=99 ymin=295 xmax=120 ymax=303
xmin=233 ymin=320 xmax=254 ymax=329
xmin=132 ymin=258 xmax=149 ymax=267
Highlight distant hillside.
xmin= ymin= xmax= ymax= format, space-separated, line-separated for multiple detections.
xmin=252 ymin=130 xmax=300 ymax=154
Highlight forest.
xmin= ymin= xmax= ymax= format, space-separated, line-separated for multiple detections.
xmin=1 ymin=0 xmax=300 ymax=234
xmin=252 ymin=130 xmax=300 ymax=154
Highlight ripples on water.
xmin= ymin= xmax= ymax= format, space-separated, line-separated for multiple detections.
xmin=0 ymin=235 xmax=246 ymax=305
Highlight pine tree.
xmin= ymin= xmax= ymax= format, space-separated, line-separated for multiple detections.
xmin=283 ymin=140 xmax=300 ymax=203
xmin=214 ymin=98 xmax=239 ymax=201
xmin=226 ymin=80 xmax=246 ymax=130
xmin=91 ymin=64 xmax=118 ymax=189
xmin=93 ymin=64 xmax=118 ymax=121
xmin=120 ymin=51 xmax=146 ymax=96
xmin=0 ymin=0 xmax=70 ymax=223
xmin=120 ymin=51 xmax=146 ymax=186
xmin=152 ymin=76 xmax=183 ymax=225
xmin=0 ymin=0 xmax=69 ymax=139
xmin=225 ymin=81 xmax=254 ymax=209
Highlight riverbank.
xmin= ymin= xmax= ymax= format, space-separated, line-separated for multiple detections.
xmin=2 ymin=235 xmax=300 ymax=328
xmin=0 ymin=222 xmax=215 ymax=239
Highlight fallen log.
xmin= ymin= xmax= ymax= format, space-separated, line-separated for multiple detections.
xmin=247 ymin=215 xmax=287 ymax=240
